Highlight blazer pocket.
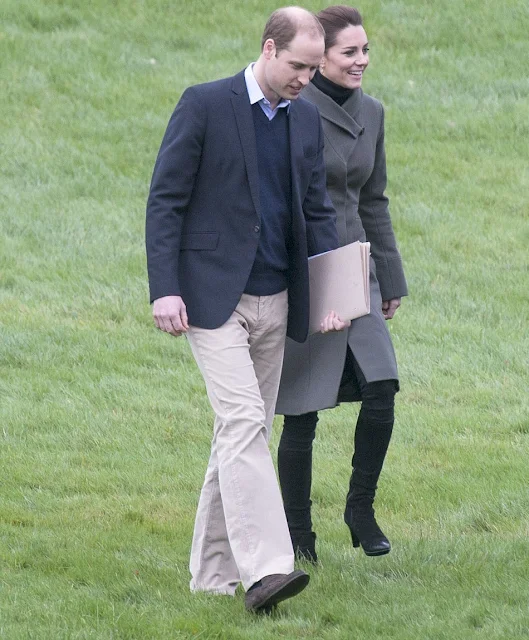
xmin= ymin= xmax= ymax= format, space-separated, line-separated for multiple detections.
xmin=303 ymin=147 xmax=318 ymax=159
xmin=180 ymin=232 xmax=219 ymax=250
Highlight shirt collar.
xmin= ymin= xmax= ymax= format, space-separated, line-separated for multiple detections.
xmin=244 ymin=63 xmax=291 ymax=112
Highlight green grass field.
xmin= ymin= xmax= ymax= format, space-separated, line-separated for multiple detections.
xmin=1 ymin=0 xmax=528 ymax=638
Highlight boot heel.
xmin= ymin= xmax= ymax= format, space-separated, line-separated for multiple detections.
xmin=344 ymin=509 xmax=360 ymax=547
xmin=350 ymin=529 xmax=360 ymax=548
xmin=344 ymin=506 xmax=390 ymax=556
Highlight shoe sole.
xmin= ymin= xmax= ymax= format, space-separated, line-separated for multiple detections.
xmin=363 ymin=547 xmax=391 ymax=557
xmin=249 ymin=571 xmax=310 ymax=612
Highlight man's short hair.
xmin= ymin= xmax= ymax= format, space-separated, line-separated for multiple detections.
xmin=261 ymin=7 xmax=324 ymax=53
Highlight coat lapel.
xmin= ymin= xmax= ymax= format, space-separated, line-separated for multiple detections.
xmin=230 ymin=72 xmax=261 ymax=218
xmin=303 ymin=82 xmax=364 ymax=142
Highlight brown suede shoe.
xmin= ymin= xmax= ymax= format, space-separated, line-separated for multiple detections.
xmin=244 ymin=570 xmax=310 ymax=612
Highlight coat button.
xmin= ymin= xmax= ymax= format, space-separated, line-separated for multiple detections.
xmin=254 ymin=225 xmax=260 ymax=233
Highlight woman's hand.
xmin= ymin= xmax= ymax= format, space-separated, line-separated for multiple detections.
xmin=382 ymin=298 xmax=401 ymax=320
xmin=320 ymin=310 xmax=351 ymax=333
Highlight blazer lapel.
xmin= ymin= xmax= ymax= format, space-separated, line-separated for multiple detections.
xmin=288 ymin=104 xmax=305 ymax=217
xmin=231 ymin=72 xmax=261 ymax=218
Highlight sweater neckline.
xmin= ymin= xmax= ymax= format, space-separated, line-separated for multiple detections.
xmin=311 ymin=70 xmax=355 ymax=106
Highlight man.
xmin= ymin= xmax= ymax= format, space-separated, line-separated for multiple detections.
xmin=146 ymin=6 xmax=346 ymax=613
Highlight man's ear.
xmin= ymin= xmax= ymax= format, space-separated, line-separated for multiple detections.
xmin=262 ymin=38 xmax=276 ymax=60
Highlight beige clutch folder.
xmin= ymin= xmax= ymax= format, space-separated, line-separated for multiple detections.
xmin=308 ymin=241 xmax=370 ymax=335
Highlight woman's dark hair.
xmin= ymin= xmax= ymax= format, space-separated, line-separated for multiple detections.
xmin=316 ymin=5 xmax=363 ymax=51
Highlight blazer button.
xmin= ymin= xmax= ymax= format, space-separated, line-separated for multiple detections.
xmin=254 ymin=225 xmax=260 ymax=233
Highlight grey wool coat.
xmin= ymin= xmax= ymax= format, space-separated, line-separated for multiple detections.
xmin=275 ymin=82 xmax=408 ymax=416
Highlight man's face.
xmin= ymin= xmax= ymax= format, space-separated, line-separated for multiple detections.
xmin=262 ymin=32 xmax=324 ymax=104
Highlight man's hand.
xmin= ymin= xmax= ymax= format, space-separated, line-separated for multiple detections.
xmin=320 ymin=310 xmax=351 ymax=334
xmin=153 ymin=295 xmax=189 ymax=337
xmin=382 ymin=297 xmax=401 ymax=320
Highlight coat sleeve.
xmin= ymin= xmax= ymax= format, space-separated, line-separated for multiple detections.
xmin=302 ymin=113 xmax=339 ymax=256
xmin=145 ymin=87 xmax=206 ymax=303
xmin=358 ymin=104 xmax=408 ymax=300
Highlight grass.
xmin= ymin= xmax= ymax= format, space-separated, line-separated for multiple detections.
xmin=1 ymin=0 xmax=528 ymax=638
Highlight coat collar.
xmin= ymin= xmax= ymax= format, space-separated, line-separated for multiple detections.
xmin=302 ymin=82 xmax=364 ymax=138
xmin=230 ymin=69 xmax=248 ymax=96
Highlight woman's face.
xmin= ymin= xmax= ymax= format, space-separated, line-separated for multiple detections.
xmin=321 ymin=24 xmax=369 ymax=89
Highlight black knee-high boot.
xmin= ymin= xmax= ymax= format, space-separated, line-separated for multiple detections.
xmin=278 ymin=412 xmax=319 ymax=562
xmin=344 ymin=379 xmax=396 ymax=556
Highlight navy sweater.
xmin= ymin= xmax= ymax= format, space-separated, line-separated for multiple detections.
xmin=244 ymin=104 xmax=292 ymax=295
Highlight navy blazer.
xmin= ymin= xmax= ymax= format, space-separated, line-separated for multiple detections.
xmin=146 ymin=70 xmax=338 ymax=342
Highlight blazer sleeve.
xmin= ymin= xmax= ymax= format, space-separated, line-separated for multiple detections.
xmin=302 ymin=114 xmax=339 ymax=256
xmin=358 ymin=104 xmax=408 ymax=300
xmin=145 ymin=86 xmax=206 ymax=303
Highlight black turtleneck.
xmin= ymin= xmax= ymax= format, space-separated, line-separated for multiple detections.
xmin=311 ymin=70 xmax=354 ymax=106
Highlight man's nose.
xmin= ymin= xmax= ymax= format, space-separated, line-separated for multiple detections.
xmin=298 ymin=71 xmax=311 ymax=86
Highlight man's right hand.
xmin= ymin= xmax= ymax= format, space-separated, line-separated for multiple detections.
xmin=153 ymin=296 xmax=189 ymax=337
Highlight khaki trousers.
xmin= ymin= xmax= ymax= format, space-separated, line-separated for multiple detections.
xmin=186 ymin=290 xmax=294 ymax=594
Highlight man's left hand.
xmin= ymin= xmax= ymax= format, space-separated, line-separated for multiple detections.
xmin=382 ymin=298 xmax=401 ymax=320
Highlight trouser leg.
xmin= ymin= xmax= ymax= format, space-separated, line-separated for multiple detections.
xmin=189 ymin=444 xmax=240 ymax=595
xmin=187 ymin=291 xmax=293 ymax=592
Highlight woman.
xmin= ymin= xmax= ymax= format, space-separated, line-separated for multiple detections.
xmin=275 ymin=5 xmax=408 ymax=562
